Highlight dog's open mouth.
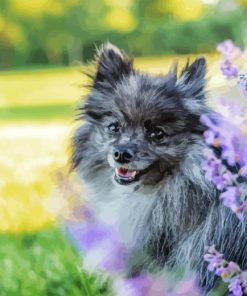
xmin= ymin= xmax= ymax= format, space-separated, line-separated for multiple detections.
xmin=114 ymin=167 xmax=140 ymax=185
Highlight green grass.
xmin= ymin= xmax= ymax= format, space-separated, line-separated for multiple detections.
xmin=0 ymin=229 xmax=228 ymax=296
xmin=0 ymin=104 xmax=75 ymax=121
xmin=0 ymin=227 xmax=110 ymax=296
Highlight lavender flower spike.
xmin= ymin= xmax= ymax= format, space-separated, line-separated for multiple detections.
xmin=220 ymin=60 xmax=238 ymax=79
xmin=205 ymin=246 xmax=245 ymax=296
xmin=217 ymin=40 xmax=242 ymax=80
xmin=201 ymin=107 xmax=247 ymax=220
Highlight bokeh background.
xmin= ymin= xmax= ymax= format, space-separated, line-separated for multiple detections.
xmin=0 ymin=0 xmax=247 ymax=295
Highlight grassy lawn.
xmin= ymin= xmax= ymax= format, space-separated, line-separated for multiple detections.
xmin=0 ymin=227 xmax=109 ymax=296
xmin=0 ymin=104 xmax=74 ymax=121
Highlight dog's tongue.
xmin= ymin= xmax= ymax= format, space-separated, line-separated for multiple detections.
xmin=115 ymin=167 xmax=137 ymax=178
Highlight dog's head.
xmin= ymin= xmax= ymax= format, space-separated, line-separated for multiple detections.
xmin=73 ymin=43 xmax=208 ymax=187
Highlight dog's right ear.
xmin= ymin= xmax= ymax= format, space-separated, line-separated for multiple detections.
xmin=93 ymin=43 xmax=133 ymax=89
xmin=176 ymin=58 xmax=206 ymax=100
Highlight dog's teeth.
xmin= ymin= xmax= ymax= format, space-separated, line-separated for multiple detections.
xmin=128 ymin=171 xmax=137 ymax=178
xmin=115 ymin=168 xmax=137 ymax=178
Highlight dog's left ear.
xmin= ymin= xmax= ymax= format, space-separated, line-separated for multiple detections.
xmin=176 ymin=58 xmax=206 ymax=100
xmin=93 ymin=43 xmax=133 ymax=89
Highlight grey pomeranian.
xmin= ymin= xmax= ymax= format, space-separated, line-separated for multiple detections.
xmin=72 ymin=43 xmax=247 ymax=293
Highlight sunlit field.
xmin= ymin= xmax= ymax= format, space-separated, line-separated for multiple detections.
xmin=1 ymin=54 xmax=226 ymax=232
xmin=0 ymin=55 xmax=226 ymax=295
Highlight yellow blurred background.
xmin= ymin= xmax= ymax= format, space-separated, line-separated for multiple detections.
xmin=0 ymin=54 xmax=229 ymax=233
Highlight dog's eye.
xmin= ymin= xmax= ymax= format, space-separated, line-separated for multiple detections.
xmin=150 ymin=128 xmax=165 ymax=141
xmin=108 ymin=122 xmax=120 ymax=133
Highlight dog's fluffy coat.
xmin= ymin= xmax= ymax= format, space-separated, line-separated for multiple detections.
xmin=72 ymin=43 xmax=247 ymax=292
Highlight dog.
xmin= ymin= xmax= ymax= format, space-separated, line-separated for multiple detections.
xmin=72 ymin=43 xmax=247 ymax=292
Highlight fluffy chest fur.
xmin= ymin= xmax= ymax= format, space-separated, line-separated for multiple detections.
xmin=79 ymin=140 xmax=214 ymax=268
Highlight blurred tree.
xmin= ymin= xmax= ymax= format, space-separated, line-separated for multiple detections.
xmin=104 ymin=0 xmax=137 ymax=32
xmin=0 ymin=0 xmax=246 ymax=68
xmin=164 ymin=0 xmax=205 ymax=21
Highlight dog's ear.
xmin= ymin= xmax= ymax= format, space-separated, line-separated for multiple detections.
xmin=164 ymin=63 xmax=178 ymax=94
xmin=176 ymin=58 xmax=206 ymax=100
xmin=93 ymin=43 xmax=133 ymax=89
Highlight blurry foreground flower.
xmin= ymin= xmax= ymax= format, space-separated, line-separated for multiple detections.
xmin=114 ymin=275 xmax=166 ymax=296
xmin=67 ymin=205 xmax=201 ymax=295
xmin=114 ymin=274 xmax=202 ymax=296
xmin=67 ymin=219 xmax=128 ymax=274
xmin=205 ymin=245 xmax=247 ymax=296
xmin=167 ymin=278 xmax=202 ymax=296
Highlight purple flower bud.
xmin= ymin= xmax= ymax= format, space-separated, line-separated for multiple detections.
xmin=217 ymin=40 xmax=242 ymax=80
xmin=205 ymin=246 xmax=245 ymax=295
xmin=216 ymin=262 xmax=241 ymax=281
xmin=220 ymin=60 xmax=238 ymax=79
xmin=220 ymin=186 xmax=240 ymax=211
xmin=203 ymin=129 xmax=216 ymax=146
xmin=229 ymin=275 xmax=243 ymax=296
xmin=167 ymin=278 xmax=201 ymax=296
xmin=114 ymin=275 xmax=167 ymax=296
xmin=204 ymin=245 xmax=225 ymax=272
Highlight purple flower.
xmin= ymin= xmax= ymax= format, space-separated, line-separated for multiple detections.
xmin=114 ymin=275 xmax=167 ymax=296
xmin=202 ymin=148 xmax=234 ymax=190
xmin=213 ymin=176 xmax=226 ymax=190
xmin=229 ymin=275 xmax=243 ymax=296
xmin=234 ymin=201 xmax=247 ymax=221
xmin=217 ymin=40 xmax=242 ymax=60
xmin=239 ymin=165 xmax=247 ymax=177
xmin=200 ymin=114 xmax=219 ymax=133
xmin=203 ymin=129 xmax=216 ymax=146
xmin=67 ymin=221 xmax=128 ymax=274
xmin=115 ymin=275 xmax=152 ymax=296
xmin=204 ymin=245 xmax=225 ymax=272
xmin=201 ymin=108 xmax=247 ymax=220
xmin=167 ymin=278 xmax=201 ymax=296
xmin=220 ymin=60 xmax=238 ymax=79
xmin=220 ymin=186 xmax=240 ymax=212
xmin=238 ymin=74 xmax=247 ymax=97
xmin=202 ymin=158 xmax=221 ymax=183
xmin=217 ymin=40 xmax=242 ymax=80
xmin=205 ymin=246 xmax=245 ymax=296
xmin=216 ymin=261 xmax=241 ymax=280
xmin=115 ymin=275 xmax=201 ymax=296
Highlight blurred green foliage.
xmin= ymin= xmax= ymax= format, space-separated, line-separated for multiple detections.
xmin=0 ymin=104 xmax=74 ymax=121
xmin=0 ymin=0 xmax=246 ymax=68
xmin=0 ymin=227 xmax=110 ymax=296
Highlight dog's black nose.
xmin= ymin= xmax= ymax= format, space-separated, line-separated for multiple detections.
xmin=113 ymin=147 xmax=135 ymax=164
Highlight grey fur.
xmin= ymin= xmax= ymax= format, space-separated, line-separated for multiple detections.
xmin=72 ymin=43 xmax=247 ymax=293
